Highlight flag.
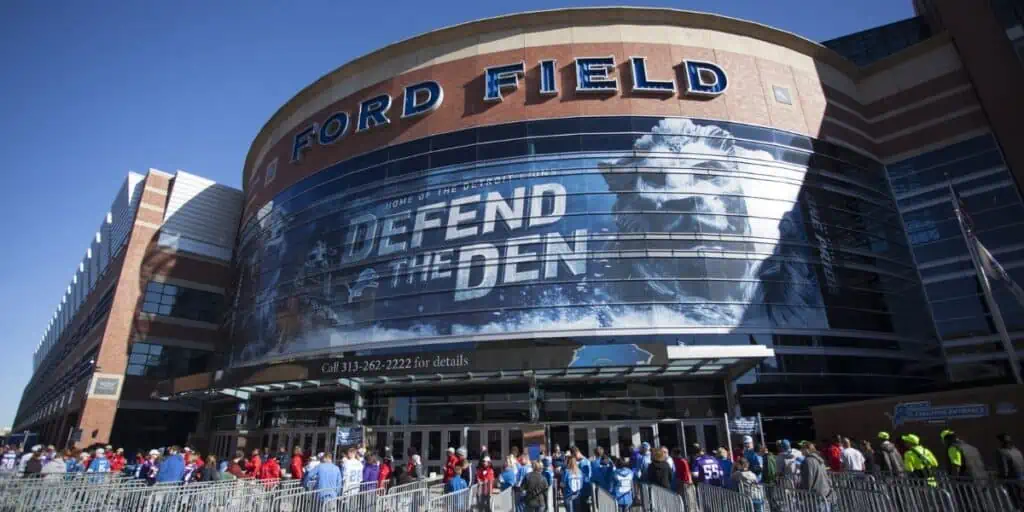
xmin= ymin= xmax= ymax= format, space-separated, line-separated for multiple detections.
xmin=975 ymin=237 xmax=1024 ymax=306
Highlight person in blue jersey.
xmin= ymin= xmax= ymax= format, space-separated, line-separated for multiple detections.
xmin=305 ymin=452 xmax=342 ymax=501
xmin=693 ymin=447 xmax=725 ymax=487
xmin=716 ymin=448 xmax=734 ymax=487
xmin=155 ymin=446 xmax=185 ymax=484
xmin=499 ymin=455 xmax=519 ymax=491
xmin=445 ymin=460 xmax=470 ymax=493
xmin=571 ymin=446 xmax=591 ymax=511
xmin=86 ymin=447 xmax=111 ymax=473
xmin=632 ymin=443 xmax=652 ymax=480
xmin=612 ymin=457 xmax=634 ymax=512
xmin=515 ymin=454 xmax=532 ymax=512
xmin=541 ymin=457 xmax=555 ymax=487
xmin=742 ymin=436 xmax=764 ymax=482
xmin=562 ymin=456 xmax=584 ymax=512
xmin=591 ymin=447 xmax=613 ymax=492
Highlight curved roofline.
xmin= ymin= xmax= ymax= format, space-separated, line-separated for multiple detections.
xmin=242 ymin=6 xmax=859 ymax=188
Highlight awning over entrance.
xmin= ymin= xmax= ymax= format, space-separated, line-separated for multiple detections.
xmin=156 ymin=345 xmax=774 ymax=401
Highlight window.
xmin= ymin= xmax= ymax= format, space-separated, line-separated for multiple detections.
xmin=125 ymin=342 xmax=210 ymax=379
xmin=265 ymin=158 xmax=278 ymax=184
xmin=142 ymin=281 xmax=224 ymax=323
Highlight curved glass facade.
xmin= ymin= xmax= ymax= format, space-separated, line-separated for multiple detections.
xmin=231 ymin=116 xmax=936 ymax=381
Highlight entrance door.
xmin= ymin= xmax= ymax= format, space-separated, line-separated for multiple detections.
xmin=681 ymin=420 xmax=724 ymax=458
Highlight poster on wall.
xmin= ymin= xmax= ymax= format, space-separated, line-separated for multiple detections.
xmin=230 ymin=118 xmax=831 ymax=366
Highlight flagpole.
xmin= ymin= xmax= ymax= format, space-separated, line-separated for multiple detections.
xmin=950 ymin=185 xmax=1024 ymax=384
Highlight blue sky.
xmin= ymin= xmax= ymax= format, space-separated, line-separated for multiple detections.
xmin=0 ymin=1 xmax=912 ymax=428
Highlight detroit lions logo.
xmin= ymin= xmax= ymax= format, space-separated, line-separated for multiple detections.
xmin=569 ymin=344 xmax=653 ymax=367
xmin=349 ymin=268 xmax=379 ymax=301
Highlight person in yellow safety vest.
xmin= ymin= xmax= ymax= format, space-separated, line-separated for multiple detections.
xmin=900 ymin=434 xmax=939 ymax=486
xmin=940 ymin=429 xmax=987 ymax=481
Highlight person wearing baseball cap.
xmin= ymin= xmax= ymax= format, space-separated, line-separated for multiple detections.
xmin=940 ymin=430 xmax=987 ymax=481
xmin=87 ymin=448 xmax=111 ymax=473
xmin=444 ymin=447 xmax=458 ymax=483
xmin=900 ymin=434 xmax=938 ymax=486
xmin=742 ymin=435 xmax=764 ymax=481
xmin=875 ymin=432 xmax=904 ymax=475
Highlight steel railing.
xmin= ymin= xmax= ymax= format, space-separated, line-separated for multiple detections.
xmin=5 ymin=467 xmax=1021 ymax=512
xmin=590 ymin=484 xmax=619 ymax=512
xmin=696 ymin=483 xmax=754 ymax=512
xmin=489 ymin=487 xmax=514 ymax=512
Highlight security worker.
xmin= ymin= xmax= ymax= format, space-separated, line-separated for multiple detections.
xmin=901 ymin=434 xmax=939 ymax=486
xmin=940 ymin=430 xmax=987 ymax=481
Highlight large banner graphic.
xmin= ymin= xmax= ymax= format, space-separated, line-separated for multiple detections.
xmin=231 ymin=118 xmax=830 ymax=365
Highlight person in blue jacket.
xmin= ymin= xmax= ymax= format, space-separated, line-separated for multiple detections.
xmin=612 ymin=458 xmax=635 ymax=512
xmin=562 ymin=456 xmax=584 ymax=512
xmin=305 ymin=453 xmax=342 ymax=501
xmin=591 ymin=448 xmax=613 ymax=492
xmin=499 ymin=454 xmax=519 ymax=490
xmin=445 ymin=460 xmax=470 ymax=493
xmin=541 ymin=457 xmax=554 ymax=487
xmin=155 ymin=446 xmax=185 ymax=484
xmin=632 ymin=443 xmax=652 ymax=480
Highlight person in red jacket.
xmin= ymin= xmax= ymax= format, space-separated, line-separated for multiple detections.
xmin=290 ymin=447 xmax=304 ymax=481
xmin=246 ymin=448 xmax=263 ymax=478
xmin=476 ymin=456 xmax=495 ymax=493
xmin=260 ymin=455 xmax=282 ymax=488
xmin=109 ymin=448 xmax=127 ymax=473
xmin=443 ymin=447 xmax=458 ymax=483
xmin=826 ymin=436 xmax=844 ymax=472
xmin=670 ymin=448 xmax=692 ymax=484
xmin=378 ymin=456 xmax=393 ymax=489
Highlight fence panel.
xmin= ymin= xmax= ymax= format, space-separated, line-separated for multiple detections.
xmin=488 ymin=487 xmax=514 ymax=512
xmin=759 ymin=484 xmax=828 ymax=512
xmin=695 ymin=483 xmax=753 ymax=512
xmin=941 ymin=477 xmax=1017 ymax=512
xmin=269 ymin=487 xmax=331 ymax=512
xmin=427 ymin=483 xmax=478 ymax=512
xmin=377 ymin=487 xmax=429 ymax=512
xmin=636 ymin=482 xmax=685 ymax=512
xmin=336 ymin=486 xmax=381 ymax=510
xmin=591 ymin=484 xmax=618 ymax=512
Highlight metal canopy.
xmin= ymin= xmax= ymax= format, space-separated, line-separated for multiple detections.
xmin=158 ymin=345 xmax=774 ymax=401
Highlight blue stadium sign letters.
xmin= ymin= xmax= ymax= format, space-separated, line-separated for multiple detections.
xmin=291 ymin=57 xmax=728 ymax=162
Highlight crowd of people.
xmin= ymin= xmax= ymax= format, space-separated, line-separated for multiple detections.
xmin=3 ymin=428 xmax=1021 ymax=511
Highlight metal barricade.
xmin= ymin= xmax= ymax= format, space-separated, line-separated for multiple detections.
xmin=831 ymin=485 xmax=896 ymax=512
xmin=377 ymin=486 xmax=430 ymax=512
xmin=591 ymin=484 xmax=618 ymax=512
xmin=488 ymin=487 xmax=514 ymax=512
xmin=827 ymin=471 xmax=882 ymax=492
xmin=877 ymin=478 xmax=956 ymax=512
xmin=336 ymin=486 xmax=381 ymax=511
xmin=269 ymin=487 xmax=329 ymax=512
xmin=695 ymin=483 xmax=753 ymax=512
xmin=427 ymin=484 xmax=478 ymax=512
xmin=760 ymin=484 xmax=831 ymax=512
xmin=939 ymin=477 xmax=1017 ymax=512
xmin=636 ymin=482 xmax=685 ymax=512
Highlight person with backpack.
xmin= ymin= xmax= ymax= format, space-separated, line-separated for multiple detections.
xmin=875 ymin=432 xmax=904 ymax=475
xmin=901 ymin=434 xmax=939 ymax=487
xmin=940 ymin=430 xmax=987 ymax=481
xmin=522 ymin=461 xmax=549 ymax=512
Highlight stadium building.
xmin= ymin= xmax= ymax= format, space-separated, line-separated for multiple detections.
xmin=13 ymin=2 xmax=1024 ymax=463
